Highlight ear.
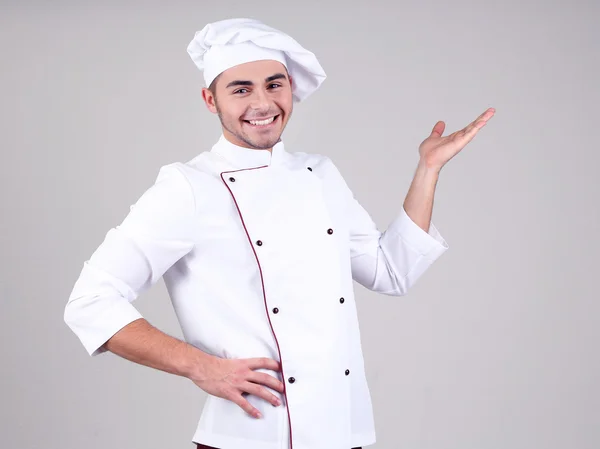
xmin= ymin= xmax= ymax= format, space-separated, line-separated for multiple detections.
xmin=201 ymin=87 xmax=218 ymax=114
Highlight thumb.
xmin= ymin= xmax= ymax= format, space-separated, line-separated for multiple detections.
xmin=430 ymin=120 xmax=445 ymax=137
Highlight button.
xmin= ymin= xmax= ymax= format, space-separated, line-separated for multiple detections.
xmin=229 ymin=177 xmax=236 ymax=182
xmin=339 ymin=297 xmax=345 ymax=304
xmin=256 ymin=240 xmax=263 ymax=246
xmin=307 ymin=167 xmax=313 ymax=171
xmin=272 ymin=307 xmax=279 ymax=314
xmin=288 ymin=377 xmax=296 ymax=383
xmin=345 ymin=369 xmax=350 ymax=376
xmin=327 ymin=228 xmax=334 ymax=235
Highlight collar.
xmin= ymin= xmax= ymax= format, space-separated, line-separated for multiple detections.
xmin=211 ymin=134 xmax=287 ymax=169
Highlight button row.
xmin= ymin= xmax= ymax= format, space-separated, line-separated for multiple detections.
xmin=286 ymin=369 xmax=350 ymax=384
xmin=270 ymin=298 xmax=345 ymax=317
xmin=227 ymin=174 xmax=334 ymax=239
xmin=228 ymin=166 xmax=313 ymax=184
xmin=254 ymin=228 xmax=333 ymax=248
xmin=228 ymin=171 xmax=348 ymax=388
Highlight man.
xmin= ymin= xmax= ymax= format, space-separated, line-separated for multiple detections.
xmin=64 ymin=17 xmax=494 ymax=449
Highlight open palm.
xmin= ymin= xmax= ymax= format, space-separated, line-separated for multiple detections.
xmin=419 ymin=107 xmax=496 ymax=171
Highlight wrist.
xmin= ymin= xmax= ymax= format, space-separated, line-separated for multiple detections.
xmin=416 ymin=158 xmax=441 ymax=184
xmin=177 ymin=343 xmax=213 ymax=381
xmin=184 ymin=345 xmax=218 ymax=382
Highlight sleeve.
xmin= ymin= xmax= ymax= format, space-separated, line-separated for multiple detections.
xmin=327 ymin=158 xmax=449 ymax=296
xmin=64 ymin=164 xmax=199 ymax=356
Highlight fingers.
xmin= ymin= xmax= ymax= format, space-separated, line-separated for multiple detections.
xmin=224 ymin=380 xmax=282 ymax=420
xmin=429 ymin=108 xmax=495 ymax=142
xmin=247 ymin=370 xmax=285 ymax=393
xmin=456 ymin=108 xmax=495 ymax=139
xmin=241 ymin=381 xmax=282 ymax=407
xmin=468 ymin=108 xmax=495 ymax=131
xmin=474 ymin=107 xmax=495 ymax=123
xmin=228 ymin=391 xmax=263 ymax=419
xmin=245 ymin=357 xmax=281 ymax=373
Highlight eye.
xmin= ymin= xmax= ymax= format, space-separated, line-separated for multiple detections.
xmin=233 ymin=88 xmax=249 ymax=94
xmin=268 ymin=83 xmax=282 ymax=89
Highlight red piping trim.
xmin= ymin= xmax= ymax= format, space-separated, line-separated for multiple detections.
xmin=220 ymin=166 xmax=294 ymax=449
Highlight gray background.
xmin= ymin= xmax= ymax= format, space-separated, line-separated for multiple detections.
xmin=1 ymin=0 xmax=598 ymax=448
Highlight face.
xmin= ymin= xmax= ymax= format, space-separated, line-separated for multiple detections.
xmin=202 ymin=59 xmax=294 ymax=151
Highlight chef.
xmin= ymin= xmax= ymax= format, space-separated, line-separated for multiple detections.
xmin=64 ymin=17 xmax=494 ymax=449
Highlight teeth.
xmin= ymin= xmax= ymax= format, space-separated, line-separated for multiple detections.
xmin=249 ymin=116 xmax=275 ymax=126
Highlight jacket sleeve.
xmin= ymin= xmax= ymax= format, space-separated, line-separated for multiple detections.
xmin=64 ymin=164 xmax=199 ymax=356
xmin=327 ymin=158 xmax=449 ymax=296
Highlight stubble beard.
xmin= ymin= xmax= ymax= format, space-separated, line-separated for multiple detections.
xmin=216 ymin=101 xmax=286 ymax=150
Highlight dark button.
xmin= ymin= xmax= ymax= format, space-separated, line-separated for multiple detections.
xmin=327 ymin=228 xmax=334 ymax=235
xmin=307 ymin=167 xmax=313 ymax=171
xmin=339 ymin=297 xmax=345 ymax=304
xmin=256 ymin=240 xmax=263 ymax=246
xmin=345 ymin=369 xmax=350 ymax=376
xmin=229 ymin=177 xmax=236 ymax=182
xmin=288 ymin=377 xmax=296 ymax=383
xmin=272 ymin=307 xmax=279 ymax=314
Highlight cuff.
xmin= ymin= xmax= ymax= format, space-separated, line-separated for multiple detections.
xmin=386 ymin=207 xmax=449 ymax=260
xmin=79 ymin=301 xmax=144 ymax=357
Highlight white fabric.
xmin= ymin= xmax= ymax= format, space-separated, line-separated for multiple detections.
xmin=65 ymin=136 xmax=449 ymax=449
xmin=202 ymin=41 xmax=288 ymax=89
xmin=187 ymin=18 xmax=327 ymax=102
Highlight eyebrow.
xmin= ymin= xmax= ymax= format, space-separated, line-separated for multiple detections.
xmin=225 ymin=72 xmax=288 ymax=89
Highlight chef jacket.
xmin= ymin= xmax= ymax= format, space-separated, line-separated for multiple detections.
xmin=64 ymin=134 xmax=449 ymax=449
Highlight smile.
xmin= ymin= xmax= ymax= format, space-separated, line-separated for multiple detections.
xmin=243 ymin=115 xmax=280 ymax=128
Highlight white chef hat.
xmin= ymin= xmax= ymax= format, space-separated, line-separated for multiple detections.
xmin=187 ymin=18 xmax=326 ymax=103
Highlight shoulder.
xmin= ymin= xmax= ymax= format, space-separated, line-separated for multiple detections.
xmin=121 ymin=162 xmax=197 ymax=228
xmin=294 ymin=152 xmax=351 ymax=192
xmin=286 ymin=150 xmax=342 ymax=177
xmin=155 ymin=153 xmax=237 ymax=212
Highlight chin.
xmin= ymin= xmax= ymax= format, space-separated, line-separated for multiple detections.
xmin=248 ymin=136 xmax=280 ymax=150
xmin=242 ymin=130 xmax=283 ymax=150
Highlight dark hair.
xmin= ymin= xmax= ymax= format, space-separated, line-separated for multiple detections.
xmin=208 ymin=73 xmax=221 ymax=99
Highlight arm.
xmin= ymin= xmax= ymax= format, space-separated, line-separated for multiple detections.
xmin=402 ymin=159 xmax=439 ymax=234
xmin=104 ymin=318 xmax=284 ymax=419
xmin=104 ymin=318 xmax=211 ymax=378
xmin=326 ymin=158 xmax=448 ymax=296
xmin=65 ymin=164 xmax=285 ymax=416
xmin=405 ymin=107 xmax=495 ymax=230
xmin=341 ymin=107 xmax=495 ymax=295
xmin=64 ymin=163 xmax=199 ymax=356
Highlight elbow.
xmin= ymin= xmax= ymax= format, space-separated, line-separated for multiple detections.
xmin=373 ymin=256 xmax=411 ymax=296
xmin=63 ymin=291 xmax=88 ymax=329
xmin=63 ymin=295 xmax=87 ymax=340
xmin=63 ymin=298 xmax=77 ymax=329
xmin=378 ymin=278 xmax=410 ymax=297
xmin=63 ymin=296 xmax=110 ymax=357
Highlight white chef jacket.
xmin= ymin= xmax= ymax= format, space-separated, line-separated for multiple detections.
xmin=64 ymin=134 xmax=449 ymax=449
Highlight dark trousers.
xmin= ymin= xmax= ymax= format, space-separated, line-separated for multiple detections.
xmin=196 ymin=443 xmax=362 ymax=449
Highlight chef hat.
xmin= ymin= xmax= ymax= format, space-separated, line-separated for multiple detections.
xmin=187 ymin=18 xmax=326 ymax=103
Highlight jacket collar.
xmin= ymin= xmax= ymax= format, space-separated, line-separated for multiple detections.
xmin=211 ymin=134 xmax=287 ymax=169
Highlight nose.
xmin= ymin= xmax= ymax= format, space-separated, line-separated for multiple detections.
xmin=249 ymin=87 xmax=271 ymax=112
